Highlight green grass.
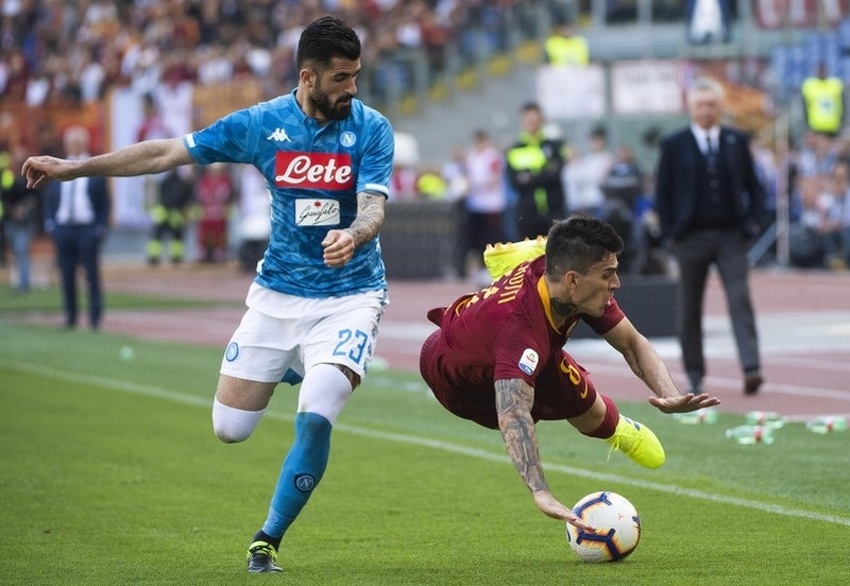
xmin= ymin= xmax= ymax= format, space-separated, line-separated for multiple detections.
xmin=0 ymin=282 xmax=234 ymax=314
xmin=1 ymin=322 xmax=849 ymax=585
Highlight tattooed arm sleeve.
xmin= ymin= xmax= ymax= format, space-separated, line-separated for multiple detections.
xmin=495 ymin=378 xmax=548 ymax=494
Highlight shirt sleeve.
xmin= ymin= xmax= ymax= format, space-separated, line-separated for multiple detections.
xmin=356 ymin=113 xmax=394 ymax=198
xmin=183 ymin=107 xmax=257 ymax=166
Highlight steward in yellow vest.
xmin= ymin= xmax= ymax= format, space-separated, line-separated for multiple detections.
xmin=801 ymin=65 xmax=844 ymax=136
xmin=544 ymin=22 xmax=589 ymax=67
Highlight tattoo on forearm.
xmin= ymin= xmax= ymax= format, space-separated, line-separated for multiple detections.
xmin=495 ymin=379 xmax=547 ymax=492
xmin=346 ymin=193 xmax=385 ymax=247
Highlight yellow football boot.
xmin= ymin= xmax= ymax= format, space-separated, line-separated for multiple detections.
xmin=483 ymin=236 xmax=547 ymax=280
xmin=605 ymin=415 xmax=666 ymax=469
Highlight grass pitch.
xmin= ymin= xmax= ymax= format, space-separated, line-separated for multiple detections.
xmin=1 ymin=319 xmax=848 ymax=586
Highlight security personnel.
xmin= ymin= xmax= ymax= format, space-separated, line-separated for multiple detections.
xmin=801 ymin=64 xmax=844 ymax=137
xmin=146 ymin=167 xmax=194 ymax=265
xmin=505 ymin=102 xmax=567 ymax=239
xmin=416 ymin=168 xmax=447 ymax=200
xmin=544 ymin=21 xmax=589 ymax=67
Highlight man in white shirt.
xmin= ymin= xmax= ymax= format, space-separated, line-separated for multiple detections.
xmin=42 ymin=126 xmax=110 ymax=329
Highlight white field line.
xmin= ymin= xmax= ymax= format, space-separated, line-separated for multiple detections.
xmin=5 ymin=360 xmax=850 ymax=528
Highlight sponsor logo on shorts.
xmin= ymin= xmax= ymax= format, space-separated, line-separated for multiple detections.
xmin=518 ymin=348 xmax=539 ymax=376
xmin=294 ymin=473 xmax=316 ymax=493
xmin=225 ymin=342 xmax=239 ymax=362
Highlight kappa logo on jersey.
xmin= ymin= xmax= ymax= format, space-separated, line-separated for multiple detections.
xmin=274 ymin=152 xmax=354 ymax=190
xmin=518 ymin=348 xmax=539 ymax=376
xmin=266 ymin=128 xmax=291 ymax=142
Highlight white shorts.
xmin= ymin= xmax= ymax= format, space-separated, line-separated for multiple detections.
xmin=220 ymin=282 xmax=389 ymax=384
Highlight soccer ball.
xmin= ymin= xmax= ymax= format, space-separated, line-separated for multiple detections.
xmin=565 ymin=491 xmax=641 ymax=562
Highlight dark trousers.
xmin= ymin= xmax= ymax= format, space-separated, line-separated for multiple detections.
xmin=52 ymin=225 xmax=103 ymax=328
xmin=672 ymin=227 xmax=760 ymax=387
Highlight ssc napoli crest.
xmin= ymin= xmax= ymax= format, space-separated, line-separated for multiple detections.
xmin=225 ymin=342 xmax=239 ymax=362
xmin=294 ymin=473 xmax=316 ymax=493
xmin=340 ymin=131 xmax=356 ymax=148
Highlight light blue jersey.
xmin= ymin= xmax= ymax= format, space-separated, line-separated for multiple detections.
xmin=184 ymin=89 xmax=394 ymax=297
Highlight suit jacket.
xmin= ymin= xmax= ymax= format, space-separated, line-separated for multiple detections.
xmin=654 ymin=126 xmax=765 ymax=242
xmin=43 ymin=176 xmax=110 ymax=234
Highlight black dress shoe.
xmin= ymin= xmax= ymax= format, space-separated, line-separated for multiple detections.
xmin=744 ymin=373 xmax=764 ymax=395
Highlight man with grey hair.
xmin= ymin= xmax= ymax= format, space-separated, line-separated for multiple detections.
xmin=654 ymin=77 xmax=766 ymax=396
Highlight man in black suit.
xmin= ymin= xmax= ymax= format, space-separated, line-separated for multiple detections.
xmin=43 ymin=126 xmax=110 ymax=330
xmin=655 ymin=77 xmax=765 ymax=396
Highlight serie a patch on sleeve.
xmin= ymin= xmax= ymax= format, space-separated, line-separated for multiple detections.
xmin=518 ymin=348 xmax=539 ymax=376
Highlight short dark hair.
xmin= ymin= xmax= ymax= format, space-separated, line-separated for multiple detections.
xmin=297 ymin=15 xmax=361 ymax=71
xmin=520 ymin=101 xmax=541 ymax=114
xmin=545 ymin=215 xmax=623 ymax=277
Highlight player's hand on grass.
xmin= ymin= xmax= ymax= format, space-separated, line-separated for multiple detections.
xmin=648 ymin=392 xmax=721 ymax=414
xmin=532 ymin=490 xmax=596 ymax=531
xmin=322 ymin=229 xmax=355 ymax=267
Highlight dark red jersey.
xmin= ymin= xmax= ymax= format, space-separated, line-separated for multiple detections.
xmin=421 ymin=255 xmax=625 ymax=429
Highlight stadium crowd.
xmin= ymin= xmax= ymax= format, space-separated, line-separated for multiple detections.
xmin=0 ymin=0 xmax=534 ymax=111
xmin=3 ymin=1 xmax=850 ymax=276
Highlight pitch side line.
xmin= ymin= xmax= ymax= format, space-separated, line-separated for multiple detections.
xmin=6 ymin=360 xmax=850 ymax=528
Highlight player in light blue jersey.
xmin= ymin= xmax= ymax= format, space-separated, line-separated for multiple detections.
xmin=23 ymin=15 xmax=394 ymax=574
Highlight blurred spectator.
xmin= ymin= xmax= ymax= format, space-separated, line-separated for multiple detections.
xmin=801 ymin=63 xmax=844 ymax=138
xmin=146 ymin=167 xmax=194 ymax=266
xmin=565 ymin=125 xmax=614 ymax=217
xmin=837 ymin=160 xmax=850 ymax=268
xmin=820 ymin=163 xmax=849 ymax=271
xmin=795 ymin=130 xmax=839 ymax=179
xmin=505 ymin=101 xmax=567 ymax=240
xmin=195 ymin=162 xmax=234 ymax=263
xmin=2 ymin=148 xmax=40 ymax=290
xmin=235 ymin=165 xmax=271 ymax=274
xmin=416 ymin=167 xmax=448 ymax=200
xmin=604 ymin=144 xmax=643 ymax=209
xmin=788 ymin=175 xmax=827 ymax=268
xmin=42 ymin=126 xmax=110 ymax=330
xmin=462 ymin=129 xmax=506 ymax=285
xmin=544 ymin=20 xmax=589 ymax=66
xmin=602 ymin=143 xmax=643 ymax=272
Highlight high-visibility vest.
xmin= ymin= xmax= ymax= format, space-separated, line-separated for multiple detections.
xmin=801 ymin=77 xmax=844 ymax=133
xmin=545 ymin=35 xmax=589 ymax=66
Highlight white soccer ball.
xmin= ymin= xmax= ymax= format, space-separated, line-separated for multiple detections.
xmin=565 ymin=491 xmax=641 ymax=562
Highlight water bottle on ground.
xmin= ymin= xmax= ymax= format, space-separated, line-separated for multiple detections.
xmin=673 ymin=407 xmax=719 ymax=425
xmin=805 ymin=416 xmax=848 ymax=434
xmin=744 ymin=411 xmax=786 ymax=429
xmin=725 ymin=425 xmax=775 ymax=445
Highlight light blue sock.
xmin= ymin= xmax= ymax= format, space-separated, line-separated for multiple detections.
xmin=262 ymin=412 xmax=332 ymax=539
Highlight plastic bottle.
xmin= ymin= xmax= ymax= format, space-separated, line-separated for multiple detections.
xmin=744 ymin=411 xmax=786 ymax=429
xmin=725 ymin=425 xmax=775 ymax=445
xmin=805 ymin=416 xmax=848 ymax=434
xmin=673 ymin=407 xmax=719 ymax=425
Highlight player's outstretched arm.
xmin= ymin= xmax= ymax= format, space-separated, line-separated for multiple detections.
xmin=22 ymin=138 xmax=193 ymax=189
xmin=495 ymin=378 xmax=594 ymax=531
xmin=602 ymin=317 xmax=721 ymax=413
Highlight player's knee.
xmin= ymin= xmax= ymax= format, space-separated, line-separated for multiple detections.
xmin=212 ymin=398 xmax=264 ymax=443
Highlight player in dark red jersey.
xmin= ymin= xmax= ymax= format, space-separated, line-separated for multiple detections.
xmin=420 ymin=215 xmax=720 ymax=530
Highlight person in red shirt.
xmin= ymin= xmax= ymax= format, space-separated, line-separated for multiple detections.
xmin=194 ymin=162 xmax=234 ymax=262
xmin=420 ymin=215 xmax=720 ymax=530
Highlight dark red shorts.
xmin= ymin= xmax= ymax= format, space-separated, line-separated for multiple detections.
xmin=419 ymin=330 xmax=598 ymax=430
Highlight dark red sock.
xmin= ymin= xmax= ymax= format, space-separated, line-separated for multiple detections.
xmin=582 ymin=394 xmax=620 ymax=439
